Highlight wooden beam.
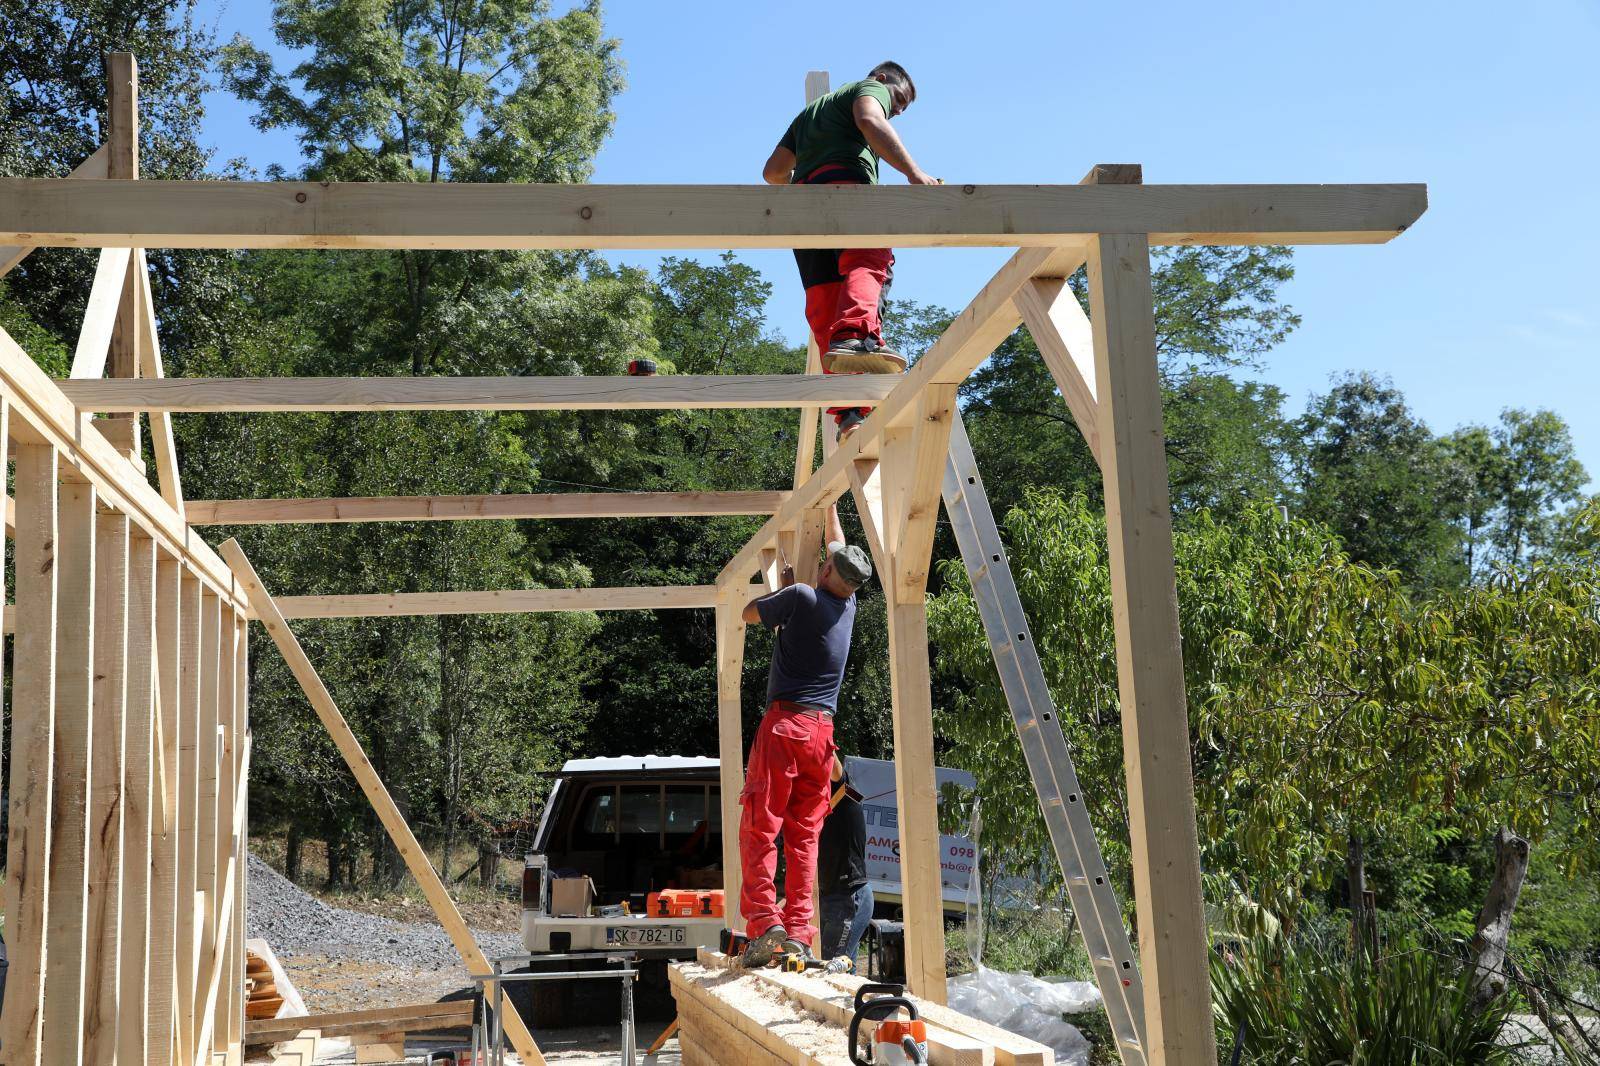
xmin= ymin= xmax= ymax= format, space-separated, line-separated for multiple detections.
xmin=272 ymin=584 xmax=722 ymax=619
xmin=42 ymin=480 xmax=97 ymax=1063
xmin=1014 ymin=277 xmax=1101 ymax=464
xmin=714 ymin=599 xmax=747 ymax=914
xmin=0 ymin=145 xmax=108 ymax=278
xmin=68 ymin=246 xmax=134 ymax=379
xmin=893 ymin=385 xmax=958 ymax=601
xmin=131 ymin=251 xmax=185 ymax=518
xmin=107 ymin=56 xmax=143 ymax=466
xmin=84 ymin=510 xmax=131 ymax=1066
xmin=218 ymin=539 xmax=548 ymax=1066
xmin=57 ymin=373 xmax=900 ymax=413
xmin=119 ymin=534 xmax=159 ymax=1066
xmin=790 ymin=69 xmax=830 ymax=493
xmin=175 ymin=571 xmax=203 ymax=1066
xmin=1088 ymin=232 xmax=1215 ymax=1065
xmin=148 ymin=555 xmax=183 ymax=1066
xmin=0 ymin=179 xmax=1428 ymax=249
xmin=194 ymin=590 xmax=223 ymax=1051
xmin=183 ymin=490 xmax=790 ymax=525
xmin=0 ymin=326 xmax=240 ymax=609
xmin=246 ymin=1002 xmax=474 ymax=1043
xmin=1 ymin=444 xmax=60 ymax=1066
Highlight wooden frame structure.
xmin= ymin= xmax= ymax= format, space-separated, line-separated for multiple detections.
xmin=0 ymin=55 xmax=1425 ymax=1066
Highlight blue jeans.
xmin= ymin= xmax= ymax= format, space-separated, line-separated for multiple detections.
xmin=819 ymin=883 xmax=874 ymax=961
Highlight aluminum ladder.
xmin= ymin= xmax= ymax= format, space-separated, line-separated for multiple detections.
xmin=941 ymin=413 xmax=1148 ymax=1065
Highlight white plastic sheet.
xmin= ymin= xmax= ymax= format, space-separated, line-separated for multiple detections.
xmin=947 ymin=966 xmax=1100 ymax=1066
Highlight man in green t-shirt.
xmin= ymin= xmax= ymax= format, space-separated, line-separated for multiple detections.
xmin=762 ymin=61 xmax=938 ymax=440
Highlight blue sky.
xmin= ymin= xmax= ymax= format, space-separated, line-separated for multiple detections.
xmin=197 ymin=0 xmax=1600 ymax=485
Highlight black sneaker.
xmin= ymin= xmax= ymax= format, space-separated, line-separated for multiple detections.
xmin=836 ymin=409 xmax=867 ymax=442
xmin=823 ymin=337 xmax=906 ymax=374
xmin=741 ymin=924 xmax=788 ymax=968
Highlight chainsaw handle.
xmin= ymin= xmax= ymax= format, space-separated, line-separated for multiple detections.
xmin=848 ymin=986 xmax=920 ymax=1066
xmin=852 ymin=982 xmax=905 ymax=1013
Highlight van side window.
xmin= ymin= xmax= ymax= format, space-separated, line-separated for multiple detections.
xmin=581 ymin=788 xmax=617 ymax=835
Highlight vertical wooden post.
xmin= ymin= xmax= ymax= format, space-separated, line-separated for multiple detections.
xmin=85 ymin=510 xmax=131 ymax=1065
xmin=106 ymin=52 xmax=142 ymax=460
xmin=196 ymin=589 xmax=223 ymax=1044
xmin=881 ymin=385 xmax=957 ymax=1005
xmin=792 ymin=507 xmax=827 ymax=586
xmin=175 ymin=570 xmax=202 ymax=1066
xmin=149 ymin=554 xmax=184 ymax=1066
xmin=214 ymin=608 xmax=239 ymax=1058
xmin=1088 ymin=232 xmax=1216 ymax=1065
xmin=714 ymin=598 xmax=748 ymax=920
xmin=42 ymin=479 xmax=97 ymax=1063
xmin=228 ymin=611 xmax=250 ymax=1058
xmin=119 ymin=534 xmax=159 ymax=1065
xmin=2 ymin=444 xmax=61 ymax=1066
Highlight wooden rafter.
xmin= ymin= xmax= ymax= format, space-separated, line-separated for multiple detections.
xmin=57 ymin=373 xmax=900 ymax=413
xmin=183 ymin=490 xmax=789 ymax=525
xmin=0 ymin=178 xmax=1427 ymax=249
xmin=272 ymin=585 xmax=725 ymax=619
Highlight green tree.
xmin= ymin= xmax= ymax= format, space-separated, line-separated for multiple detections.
xmin=1293 ymin=372 xmax=1463 ymax=587
xmin=1489 ymin=407 xmax=1587 ymax=566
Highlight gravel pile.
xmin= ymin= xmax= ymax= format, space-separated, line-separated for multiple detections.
xmin=245 ymin=852 xmax=522 ymax=971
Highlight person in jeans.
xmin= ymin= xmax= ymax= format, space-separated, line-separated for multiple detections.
xmin=761 ymin=61 xmax=939 ymax=440
xmin=818 ymin=756 xmax=873 ymax=965
xmin=737 ymin=505 xmax=874 ymax=966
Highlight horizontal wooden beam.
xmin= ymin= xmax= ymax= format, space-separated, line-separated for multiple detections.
xmin=274 ymin=585 xmax=723 ymax=619
xmin=185 ymin=490 xmax=788 ymax=525
xmin=0 ymin=145 xmax=108 ymax=278
xmin=1 ymin=179 xmax=1427 ymax=250
xmin=56 ymin=374 xmax=900 ymax=413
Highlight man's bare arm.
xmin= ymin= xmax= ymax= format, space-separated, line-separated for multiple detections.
xmin=853 ymin=97 xmax=937 ymax=185
xmin=827 ymin=503 xmax=845 ymax=548
xmin=763 ymin=145 xmax=796 ymax=185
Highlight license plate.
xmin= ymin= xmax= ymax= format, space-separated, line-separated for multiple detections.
xmin=607 ymin=925 xmax=687 ymax=946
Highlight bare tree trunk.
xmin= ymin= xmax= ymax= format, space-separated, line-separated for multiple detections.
xmin=285 ymin=823 xmax=303 ymax=884
xmin=479 ymin=841 xmax=499 ymax=892
xmin=325 ymin=832 xmax=344 ymax=891
xmin=1470 ymin=826 xmax=1529 ymax=1004
xmin=1346 ymin=834 xmax=1376 ymax=956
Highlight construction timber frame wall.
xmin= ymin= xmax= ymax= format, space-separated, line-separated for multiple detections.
xmin=0 ymin=53 xmax=1427 ymax=1066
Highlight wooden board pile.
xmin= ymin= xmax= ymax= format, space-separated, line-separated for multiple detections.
xmin=669 ymin=950 xmax=1054 ymax=1066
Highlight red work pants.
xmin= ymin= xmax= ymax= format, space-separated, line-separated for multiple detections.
xmin=738 ymin=704 xmax=836 ymax=943
xmin=793 ymin=165 xmax=895 ymax=427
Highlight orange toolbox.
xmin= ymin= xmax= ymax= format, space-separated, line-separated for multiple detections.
xmin=648 ymin=889 xmax=724 ymax=918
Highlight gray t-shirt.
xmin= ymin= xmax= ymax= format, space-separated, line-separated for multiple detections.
xmin=756 ymin=584 xmax=857 ymax=713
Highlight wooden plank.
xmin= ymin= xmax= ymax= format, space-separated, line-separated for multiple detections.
xmin=183 ymin=490 xmax=790 ymax=525
xmin=57 ymin=373 xmax=900 ymax=413
xmin=272 ymin=584 xmax=722 ymax=619
xmin=354 ymin=1033 xmax=406 ymax=1063
xmin=0 ymin=145 xmax=108 ymax=278
xmin=213 ymin=613 xmax=239 ymax=1060
xmin=41 ymin=480 xmax=97 ymax=1063
xmin=228 ymin=614 xmax=249 ymax=1054
xmin=0 ymin=327 xmax=240 ymax=608
xmin=175 ymin=570 xmax=203 ymax=1066
xmin=696 ymin=950 xmax=993 ymax=1066
xmin=246 ymin=1001 xmax=474 ymax=1042
xmin=195 ymin=590 xmax=223 ymax=1052
xmin=1087 ymin=232 xmax=1215 ymax=1065
xmin=119 ymin=534 xmax=159 ymax=1066
xmin=107 ymin=55 xmax=142 ymax=430
xmin=714 ymin=600 xmax=747 ymax=915
xmin=192 ymin=747 xmax=250 ymax=1066
xmin=793 ymin=507 xmax=826 ymax=587
xmin=131 ymin=250 xmax=185 ymax=517
xmin=85 ymin=510 xmax=131 ymax=1066
xmin=716 ymin=245 xmax=1065 ymax=590
xmin=148 ymin=554 xmax=183 ymax=1066
xmin=218 ymin=539 xmax=548 ymax=1066
xmin=0 ymin=178 xmax=1429 ymax=249
xmin=893 ymin=385 xmax=958 ymax=600
xmin=674 ymin=998 xmax=789 ymax=1066
xmin=1 ymin=444 xmax=60 ymax=1066
xmin=68 ymin=246 xmax=134 ymax=379
xmin=1014 ymin=278 xmax=1100 ymax=464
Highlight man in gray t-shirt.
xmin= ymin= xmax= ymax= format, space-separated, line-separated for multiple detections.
xmin=736 ymin=504 xmax=874 ymax=966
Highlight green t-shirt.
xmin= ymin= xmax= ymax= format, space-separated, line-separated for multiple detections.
xmin=778 ymin=79 xmax=894 ymax=184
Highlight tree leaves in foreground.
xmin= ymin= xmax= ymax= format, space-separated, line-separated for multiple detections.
xmin=929 ymin=491 xmax=1600 ymax=920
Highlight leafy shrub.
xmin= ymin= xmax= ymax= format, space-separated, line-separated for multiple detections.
xmin=1213 ymin=933 xmax=1525 ymax=1065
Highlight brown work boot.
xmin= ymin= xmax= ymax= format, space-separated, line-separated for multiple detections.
xmin=741 ymin=924 xmax=787 ymax=968
xmin=823 ymin=337 xmax=906 ymax=374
